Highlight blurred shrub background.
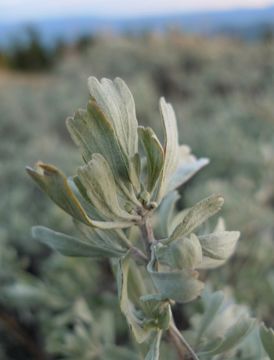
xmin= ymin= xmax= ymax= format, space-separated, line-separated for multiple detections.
xmin=0 ymin=7 xmax=274 ymax=358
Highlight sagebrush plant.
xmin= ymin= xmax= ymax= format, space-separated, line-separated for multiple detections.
xmin=27 ymin=77 xmax=274 ymax=359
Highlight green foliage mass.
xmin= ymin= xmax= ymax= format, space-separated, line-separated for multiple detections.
xmin=0 ymin=32 xmax=274 ymax=359
xmin=3 ymin=28 xmax=55 ymax=72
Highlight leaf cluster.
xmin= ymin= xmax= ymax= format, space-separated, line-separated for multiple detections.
xmin=25 ymin=77 xmax=273 ymax=359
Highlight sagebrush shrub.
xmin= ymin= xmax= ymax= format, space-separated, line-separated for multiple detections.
xmin=27 ymin=77 xmax=274 ymax=359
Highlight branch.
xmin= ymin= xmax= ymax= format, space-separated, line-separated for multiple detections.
xmin=169 ymin=322 xmax=199 ymax=360
xmin=130 ymin=246 xmax=148 ymax=264
xmin=140 ymin=217 xmax=155 ymax=256
xmin=169 ymin=326 xmax=187 ymax=359
xmin=139 ymin=218 xmax=199 ymax=360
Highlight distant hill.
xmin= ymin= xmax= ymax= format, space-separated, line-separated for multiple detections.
xmin=0 ymin=5 xmax=274 ymax=46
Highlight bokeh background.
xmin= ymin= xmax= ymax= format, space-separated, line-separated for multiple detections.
xmin=1 ymin=1 xmax=274 ymax=359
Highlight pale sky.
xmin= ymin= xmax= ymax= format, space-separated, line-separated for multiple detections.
xmin=0 ymin=0 xmax=273 ymax=22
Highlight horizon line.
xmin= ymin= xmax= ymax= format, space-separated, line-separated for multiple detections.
xmin=1 ymin=2 xmax=273 ymax=25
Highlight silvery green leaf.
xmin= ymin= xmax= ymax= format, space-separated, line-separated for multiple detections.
xmin=173 ymin=233 xmax=203 ymax=269
xmin=196 ymin=291 xmax=224 ymax=344
xmin=198 ymin=338 xmax=223 ymax=355
xmin=66 ymin=99 xmax=130 ymax=184
xmin=154 ymin=244 xmax=171 ymax=267
xmin=26 ymin=162 xmax=93 ymax=226
xmin=198 ymin=231 xmax=240 ymax=269
xmin=154 ymin=191 xmax=180 ymax=238
xmin=75 ymin=221 xmax=131 ymax=251
xmin=148 ymin=269 xmax=204 ymax=303
xmin=87 ymin=77 xmax=140 ymax=190
xmin=145 ymin=331 xmax=162 ymax=360
xmin=166 ymin=194 xmax=224 ymax=244
xmin=168 ymin=205 xmax=225 ymax=242
xmin=234 ymin=326 xmax=266 ymax=360
xmin=88 ymin=77 xmax=138 ymax=160
xmin=196 ymin=288 xmax=251 ymax=345
xmin=32 ymin=226 xmax=126 ymax=258
xmin=117 ymin=253 xmax=150 ymax=343
xmin=155 ymin=234 xmax=203 ymax=270
xmin=126 ymin=260 xmax=150 ymax=305
xmin=158 ymin=98 xmax=179 ymax=197
xmin=27 ymin=162 xmax=129 ymax=229
xmin=198 ymin=258 xmax=225 ymax=270
xmin=148 ymin=252 xmax=204 ymax=303
xmin=260 ymin=324 xmax=274 ymax=359
xmin=132 ymin=153 xmax=141 ymax=179
xmin=78 ymin=154 xmax=140 ymax=223
xmin=158 ymin=100 xmax=208 ymax=199
xmin=68 ymin=175 xmax=104 ymax=220
xmin=138 ymin=126 xmax=164 ymax=193
xmin=168 ymin=208 xmax=189 ymax=236
xmin=166 ymin=145 xmax=209 ymax=193
xmin=200 ymin=316 xmax=256 ymax=356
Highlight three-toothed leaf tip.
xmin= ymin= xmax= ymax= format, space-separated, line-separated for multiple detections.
xmin=26 ymin=162 xmax=137 ymax=230
xmin=26 ymin=162 xmax=93 ymax=226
